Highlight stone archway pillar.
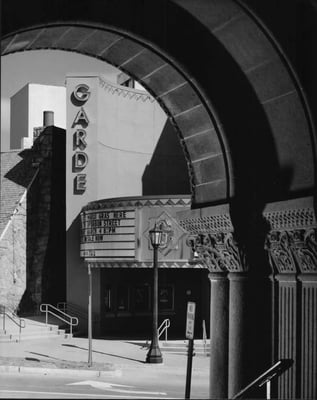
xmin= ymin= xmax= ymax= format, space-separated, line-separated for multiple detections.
xmin=228 ymin=272 xmax=249 ymax=398
xmin=178 ymin=206 xmax=249 ymax=398
xmin=208 ymin=272 xmax=229 ymax=399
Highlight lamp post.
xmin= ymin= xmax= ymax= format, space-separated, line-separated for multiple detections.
xmin=146 ymin=224 xmax=163 ymax=364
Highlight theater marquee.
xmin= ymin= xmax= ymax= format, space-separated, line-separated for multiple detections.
xmin=80 ymin=208 xmax=136 ymax=259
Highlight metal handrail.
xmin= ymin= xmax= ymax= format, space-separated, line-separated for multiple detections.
xmin=232 ymin=359 xmax=293 ymax=399
xmin=0 ymin=305 xmax=25 ymax=341
xmin=57 ymin=302 xmax=99 ymax=322
xmin=40 ymin=303 xmax=78 ymax=335
xmin=158 ymin=318 xmax=170 ymax=341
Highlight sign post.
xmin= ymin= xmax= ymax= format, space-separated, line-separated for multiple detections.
xmin=185 ymin=301 xmax=196 ymax=399
xmin=88 ymin=264 xmax=92 ymax=367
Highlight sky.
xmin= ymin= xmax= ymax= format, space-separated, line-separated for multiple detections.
xmin=1 ymin=50 xmax=121 ymax=151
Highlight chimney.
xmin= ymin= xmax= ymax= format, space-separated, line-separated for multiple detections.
xmin=43 ymin=111 xmax=54 ymax=127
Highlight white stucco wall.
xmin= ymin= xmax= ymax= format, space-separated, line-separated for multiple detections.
xmin=96 ymin=77 xmax=166 ymax=199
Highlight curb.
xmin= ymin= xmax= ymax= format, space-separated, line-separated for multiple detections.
xmin=0 ymin=365 xmax=122 ymax=378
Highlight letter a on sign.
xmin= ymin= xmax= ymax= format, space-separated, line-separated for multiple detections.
xmin=186 ymin=302 xmax=196 ymax=339
xmin=72 ymin=107 xmax=89 ymax=127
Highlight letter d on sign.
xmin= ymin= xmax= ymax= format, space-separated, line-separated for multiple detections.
xmin=73 ymin=152 xmax=88 ymax=170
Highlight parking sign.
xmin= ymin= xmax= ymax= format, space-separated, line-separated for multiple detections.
xmin=186 ymin=301 xmax=196 ymax=339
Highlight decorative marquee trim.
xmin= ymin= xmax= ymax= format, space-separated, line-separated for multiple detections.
xmin=82 ymin=196 xmax=191 ymax=211
xmin=86 ymin=260 xmax=206 ymax=269
xmin=99 ymin=77 xmax=155 ymax=103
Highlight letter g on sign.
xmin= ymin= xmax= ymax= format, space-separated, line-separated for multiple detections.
xmin=74 ymin=84 xmax=90 ymax=102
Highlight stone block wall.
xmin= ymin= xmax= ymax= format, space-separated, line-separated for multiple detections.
xmin=0 ymin=196 xmax=27 ymax=311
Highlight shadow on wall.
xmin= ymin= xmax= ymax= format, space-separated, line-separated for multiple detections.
xmin=142 ymin=120 xmax=191 ymax=196
xmin=3 ymin=150 xmax=37 ymax=188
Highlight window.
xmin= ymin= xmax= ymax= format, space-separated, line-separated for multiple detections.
xmin=104 ymin=286 xmax=112 ymax=312
xmin=158 ymin=285 xmax=174 ymax=311
xmin=117 ymin=286 xmax=129 ymax=312
xmin=134 ymin=285 xmax=150 ymax=312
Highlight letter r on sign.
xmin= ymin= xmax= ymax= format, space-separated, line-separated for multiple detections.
xmin=74 ymin=129 xmax=87 ymax=150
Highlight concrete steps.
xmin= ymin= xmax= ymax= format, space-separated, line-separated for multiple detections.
xmin=160 ymin=340 xmax=210 ymax=356
xmin=0 ymin=315 xmax=72 ymax=342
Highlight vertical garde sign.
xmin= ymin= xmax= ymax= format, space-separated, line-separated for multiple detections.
xmin=72 ymin=83 xmax=90 ymax=194
xmin=80 ymin=208 xmax=136 ymax=259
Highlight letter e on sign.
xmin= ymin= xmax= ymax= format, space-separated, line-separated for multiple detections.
xmin=74 ymin=174 xmax=87 ymax=192
xmin=186 ymin=301 xmax=196 ymax=339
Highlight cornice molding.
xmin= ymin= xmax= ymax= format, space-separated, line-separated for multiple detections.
xmin=263 ymin=207 xmax=316 ymax=231
xmin=179 ymin=213 xmax=233 ymax=234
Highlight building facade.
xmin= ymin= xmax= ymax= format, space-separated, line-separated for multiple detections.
xmin=65 ymin=75 xmax=199 ymax=336
xmin=2 ymin=0 xmax=317 ymax=398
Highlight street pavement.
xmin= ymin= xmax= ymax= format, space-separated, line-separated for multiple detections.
xmin=0 ymin=337 xmax=210 ymax=398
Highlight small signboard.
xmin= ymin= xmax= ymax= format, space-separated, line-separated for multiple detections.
xmin=185 ymin=301 xmax=196 ymax=339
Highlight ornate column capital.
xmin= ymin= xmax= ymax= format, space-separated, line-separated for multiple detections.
xmin=291 ymin=228 xmax=317 ymax=273
xmin=264 ymin=197 xmax=317 ymax=274
xmin=179 ymin=205 xmax=248 ymax=273
xmin=265 ymin=230 xmax=297 ymax=274
xmin=186 ymin=231 xmax=247 ymax=273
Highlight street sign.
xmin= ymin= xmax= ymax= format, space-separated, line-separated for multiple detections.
xmin=185 ymin=301 xmax=196 ymax=339
xmin=185 ymin=301 xmax=196 ymax=399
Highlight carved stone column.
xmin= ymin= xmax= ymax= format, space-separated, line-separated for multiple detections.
xmin=292 ymin=228 xmax=317 ymax=399
xmin=224 ymin=236 xmax=249 ymax=398
xmin=187 ymin=228 xmax=248 ymax=399
xmin=209 ymin=272 xmax=229 ymax=399
xmin=265 ymin=200 xmax=317 ymax=400
xmin=187 ymin=232 xmax=229 ymax=399
xmin=266 ymin=230 xmax=299 ymax=399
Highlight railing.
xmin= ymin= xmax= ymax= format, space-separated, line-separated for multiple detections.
xmin=40 ymin=304 xmax=79 ymax=335
xmin=0 ymin=305 xmax=25 ymax=341
xmin=232 ymin=359 xmax=294 ymax=399
xmin=202 ymin=319 xmax=208 ymax=356
xmin=57 ymin=302 xmax=99 ymax=323
xmin=158 ymin=318 xmax=170 ymax=341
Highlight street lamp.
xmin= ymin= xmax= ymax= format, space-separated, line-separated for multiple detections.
xmin=146 ymin=223 xmax=163 ymax=364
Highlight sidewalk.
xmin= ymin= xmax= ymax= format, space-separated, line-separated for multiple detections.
xmin=0 ymin=336 xmax=210 ymax=378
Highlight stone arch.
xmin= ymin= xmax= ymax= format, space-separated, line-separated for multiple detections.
xmin=1 ymin=0 xmax=315 ymax=210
